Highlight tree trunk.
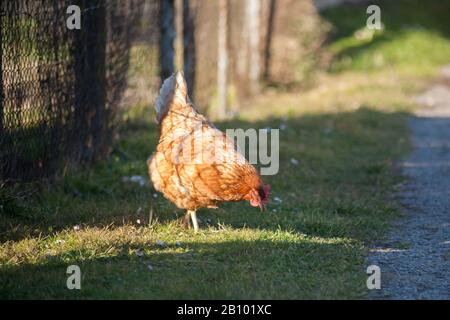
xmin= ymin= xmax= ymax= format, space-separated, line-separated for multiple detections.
xmin=183 ymin=0 xmax=196 ymax=97
xmin=217 ymin=0 xmax=228 ymax=119
xmin=263 ymin=0 xmax=276 ymax=82
xmin=247 ymin=0 xmax=261 ymax=94
xmin=160 ymin=0 xmax=175 ymax=81
xmin=237 ymin=1 xmax=249 ymax=96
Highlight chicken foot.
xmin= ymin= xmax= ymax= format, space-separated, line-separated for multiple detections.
xmin=180 ymin=210 xmax=199 ymax=232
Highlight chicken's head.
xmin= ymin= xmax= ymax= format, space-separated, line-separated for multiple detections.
xmin=246 ymin=184 xmax=270 ymax=211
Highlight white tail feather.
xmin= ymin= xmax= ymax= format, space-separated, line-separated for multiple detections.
xmin=155 ymin=71 xmax=188 ymax=123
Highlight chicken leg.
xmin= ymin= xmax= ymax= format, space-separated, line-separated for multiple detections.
xmin=181 ymin=211 xmax=191 ymax=229
xmin=189 ymin=210 xmax=199 ymax=232
xmin=180 ymin=210 xmax=199 ymax=232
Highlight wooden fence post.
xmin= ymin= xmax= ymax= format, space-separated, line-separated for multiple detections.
xmin=247 ymin=0 xmax=261 ymax=94
xmin=160 ymin=0 xmax=175 ymax=81
xmin=73 ymin=0 xmax=107 ymax=163
xmin=183 ymin=0 xmax=196 ymax=97
xmin=217 ymin=0 xmax=228 ymax=119
xmin=87 ymin=0 xmax=107 ymax=161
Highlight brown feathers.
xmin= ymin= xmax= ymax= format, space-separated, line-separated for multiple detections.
xmin=148 ymin=72 xmax=268 ymax=211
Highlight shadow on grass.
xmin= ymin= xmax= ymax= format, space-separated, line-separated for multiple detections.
xmin=0 ymin=238 xmax=366 ymax=299
xmin=2 ymin=105 xmax=432 ymax=299
xmin=1 ymin=107 xmax=411 ymax=245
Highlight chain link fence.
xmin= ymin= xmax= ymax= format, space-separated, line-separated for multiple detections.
xmin=0 ymin=0 xmax=157 ymax=182
xmin=0 ymin=0 xmax=328 ymax=183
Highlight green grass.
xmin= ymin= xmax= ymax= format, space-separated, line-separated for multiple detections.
xmin=1 ymin=0 xmax=450 ymax=299
xmin=322 ymin=0 xmax=450 ymax=76
xmin=0 ymin=107 xmax=408 ymax=299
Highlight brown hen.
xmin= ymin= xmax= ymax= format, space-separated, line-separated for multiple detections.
xmin=147 ymin=72 xmax=270 ymax=232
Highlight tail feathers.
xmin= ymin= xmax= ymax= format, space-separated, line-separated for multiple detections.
xmin=155 ymin=71 xmax=188 ymax=123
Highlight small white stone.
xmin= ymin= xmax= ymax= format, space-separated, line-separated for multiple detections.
xmin=55 ymin=239 xmax=65 ymax=245
xmin=274 ymin=197 xmax=282 ymax=204
xmin=135 ymin=249 xmax=144 ymax=257
xmin=156 ymin=240 xmax=165 ymax=248
xmin=122 ymin=175 xmax=146 ymax=187
xmin=152 ymin=193 xmax=158 ymax=198
xmin=290 ymin=158 xmax=299 ymax=165
xmin=136 ymin=219 xmax=141 ymax=225
xmin=176 ymin=241 xmax=182 ymax=247
xmin=73 ymin=225 xmax=80 ymax=231
xmin=147 ymin=264 xmax=154 ymax=271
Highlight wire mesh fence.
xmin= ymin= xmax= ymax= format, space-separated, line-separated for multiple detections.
xmin=0 ymin=0 xmax=156 ymax=182
xmin=0 ymin=0 xmax=328 ymax=183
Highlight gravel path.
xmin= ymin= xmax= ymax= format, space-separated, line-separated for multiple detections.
xmin=368 ymin=66 xmax=450 ymax=300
